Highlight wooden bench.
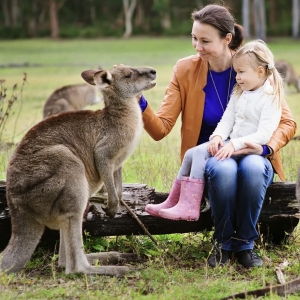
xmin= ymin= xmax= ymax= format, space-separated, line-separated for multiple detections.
xmin=0 ymin=182 xmax=299 ymax=250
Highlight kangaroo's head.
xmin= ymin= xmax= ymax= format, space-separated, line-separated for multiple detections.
xmin=81 ymin=65 xmax=157 ymax=99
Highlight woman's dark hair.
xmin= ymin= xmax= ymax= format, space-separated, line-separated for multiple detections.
xmin=191 ymin=4 xmax=245 ymax=50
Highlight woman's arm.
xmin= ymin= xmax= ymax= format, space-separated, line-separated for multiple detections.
xmin=141 ymin=66 xmax=183 ymax=141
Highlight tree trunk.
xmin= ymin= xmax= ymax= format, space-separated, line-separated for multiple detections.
xmin=253 ymin=0 xmax=266 ymax=41
xmin=134 ymin=2 xmax=144 ymax=27
xmin=49 ymin=0 xmax=59 ymax=39
xmin=268 ymin=0 xmax=276 ymax=30
xmin=3 ymin=0 xmax=11 ymax=27
xmin=28 ymin=1 xmax=38 ymax=37
xmin=11 ymin=0 xmax=20 ymax=27
xmin=161 ymin=13 xmax=171 ymax=30
xmin=242 ymin=0 xmax=251 ymax=38
xmin=89 ymin=0 xmax=96 ymax=25
xmin=292 ymin=0 xmax=299 ymax=38
xmin=1 ymin=182 xmax=299 ymax=250
xmin=123 ymin=0 xmax=137 ymax=38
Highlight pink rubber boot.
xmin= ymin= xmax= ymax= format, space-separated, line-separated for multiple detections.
xmin=145 ymin=178 xmax=181 ymax=217
xmin=159 ymin=176 xmax=205 ymax=221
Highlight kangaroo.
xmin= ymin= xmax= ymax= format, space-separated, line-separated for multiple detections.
xmin=0 ymin=65 xmax=156 ymax=277
xmin=275 ymin=60 xmax=300 ymax=93
xmin=43 ymin=83 xmax=102 ymax=119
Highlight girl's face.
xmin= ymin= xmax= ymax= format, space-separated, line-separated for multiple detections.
xmin=233 ymin=56 xmax=266 ymax=91
xmin=191 ymin=21 xmax=229 ymax=62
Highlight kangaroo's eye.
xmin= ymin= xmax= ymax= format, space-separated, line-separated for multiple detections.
xmin=125 ymin=71 xmax=132 ymax=78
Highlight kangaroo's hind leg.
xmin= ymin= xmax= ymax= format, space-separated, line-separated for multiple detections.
xmin=1 ymin=202 xmax=45 ymax=273
xmin=60 ymin=212 xmax=130 ymax=277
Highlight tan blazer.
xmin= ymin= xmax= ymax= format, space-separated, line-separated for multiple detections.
xmin=142 ymin=54 xmax=297 ymax=181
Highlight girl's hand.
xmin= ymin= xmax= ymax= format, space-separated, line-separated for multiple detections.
xmin=208 ymin=136 xmax=223 ymax=156
xmin=215 ymin=142 xmax=235 ymax=160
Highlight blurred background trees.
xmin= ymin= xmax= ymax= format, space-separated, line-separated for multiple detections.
xmin=0 ymin=0 xmax=299 ymax=39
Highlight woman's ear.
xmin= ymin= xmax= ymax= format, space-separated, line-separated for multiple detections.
xmin=225 ymin=33 xmax=232 ymax=45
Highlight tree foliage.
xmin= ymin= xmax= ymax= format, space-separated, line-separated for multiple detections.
xmin=0 ymin=0 xmax=299 ymax=39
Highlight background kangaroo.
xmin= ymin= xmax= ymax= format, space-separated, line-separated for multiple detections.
xmin=275 ymin=60 xmax=300 ymax=93
xmin=43 ymin=83 xmax=102 ymax=119
xmin=0 ymin=65 xmax=156 ymax=276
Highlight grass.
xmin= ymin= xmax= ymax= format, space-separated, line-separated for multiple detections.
xmin=1 ymin=37 xmax=300 ymax=299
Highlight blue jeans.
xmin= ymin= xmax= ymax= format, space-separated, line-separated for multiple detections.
xmin=204 ymin=154 xmax=274 ymax=253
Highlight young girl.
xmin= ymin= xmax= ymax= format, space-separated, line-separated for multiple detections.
xmin=145 ymin=39 xmax=284 ymax=221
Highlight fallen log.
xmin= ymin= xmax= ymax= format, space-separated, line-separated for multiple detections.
xmin=0 ymin=181 xmax=299 ymax=250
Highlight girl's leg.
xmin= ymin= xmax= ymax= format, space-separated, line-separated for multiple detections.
xmin=177 ymin=142 xmax=210 ymax=179
xmin=234 ymin=155 xmax=273 ymax=252
xmin=159 ymin=143 xmax=209 ymax=221
xmin=189 ymin=142 xmax=211 ymax=180
xmin=145 ymin=146 xmax=200 ymax=217
xmin=177 ymin=147 xmax=196 ymax=179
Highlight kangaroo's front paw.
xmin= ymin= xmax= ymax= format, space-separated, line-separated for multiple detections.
xmin=102 ymin=203 xmax=119 ymax=218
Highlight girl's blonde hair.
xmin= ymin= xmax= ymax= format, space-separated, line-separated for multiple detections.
xmin=232 ymin=39 xmax=284 ymax=108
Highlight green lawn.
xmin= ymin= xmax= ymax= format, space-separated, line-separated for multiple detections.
xmin=1 ymin=37 xmax=300 ymax=299
xmin=1 ymin=37 xmax=300 ymax=187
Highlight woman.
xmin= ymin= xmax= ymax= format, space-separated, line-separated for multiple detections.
xmin=140 ymin=4 xmax=296 ymax=268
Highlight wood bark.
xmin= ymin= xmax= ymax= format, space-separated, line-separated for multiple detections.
xmin=0 ymin=182 xmax=299 ymax=251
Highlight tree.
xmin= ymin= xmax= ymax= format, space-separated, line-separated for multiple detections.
xmin=242 ymin=0 xmax=251 ymax=38
xmin=49 ymin=0 xmax=65 ymax=39
xmin=123 ymin=0 xmax=137 ymax=38
xmin=292 ymin=0 xmax=299 ymax=38
xmin=2 ymin=0 xmax=11 ymax=27
xmin=253 ymin=0 xmax=266 ymax=40
xmin=152 ymin=0 xmax=171 ymax=31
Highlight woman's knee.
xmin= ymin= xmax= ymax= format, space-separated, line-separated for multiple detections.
xmin=239 ymin=155 xmax=272 ymax=175
xmin=238 ymin=155 xmax=273 ymax=186
xmin=205 ymin=157 xmax=238 ymax=178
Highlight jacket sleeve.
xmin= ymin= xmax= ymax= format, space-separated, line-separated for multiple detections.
xmin=142 ymin=64 xmax=183 ymax=141
xmin=267 ymin=99 xmax=297 ymax=153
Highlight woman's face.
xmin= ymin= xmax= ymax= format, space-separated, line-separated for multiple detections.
xmin=191 ymin=21 xmax=229 ymax=62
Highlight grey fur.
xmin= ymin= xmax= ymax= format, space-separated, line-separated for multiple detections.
xmin=275 ymin=60 xmax=300 ymax=93
xmin=43 ymin=83 xmax=102 ymax=119
xmin=0 ymin=65 xmax=156 ymax=277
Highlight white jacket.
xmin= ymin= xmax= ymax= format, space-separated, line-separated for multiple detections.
xmin=210 ymin=80 xmax=282 ymax=151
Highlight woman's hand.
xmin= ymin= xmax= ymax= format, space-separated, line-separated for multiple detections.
xmin=214 ymin=142 xmax=235 ymax=160
xmin=208 ymin=136 xmax=223 ymax=156
xmin=233 ymin=142 xmax=263 ymax=155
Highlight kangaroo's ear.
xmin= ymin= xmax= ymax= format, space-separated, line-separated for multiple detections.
xmin=81 ymin=70 xmax=98 ymax=85
xmin=93 ymin=70 xmax=112 ymax=88
xmin=81 ymin=69 xmax=112 ymax=88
